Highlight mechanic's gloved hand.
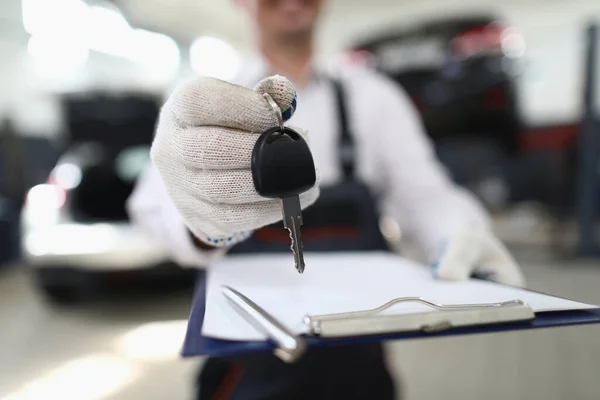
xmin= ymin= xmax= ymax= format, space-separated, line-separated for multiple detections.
xmin=151 ymin=75 xmax=320 ymax=247
xmin=433 ymin=227 xmax=526 ymax=287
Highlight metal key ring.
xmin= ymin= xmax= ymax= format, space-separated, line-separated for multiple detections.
xmin=263 ymin=93 xmax=284 ymax=131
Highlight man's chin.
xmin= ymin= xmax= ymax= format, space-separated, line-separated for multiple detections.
xmin=275 ymin=26 xmax=313 ymax=41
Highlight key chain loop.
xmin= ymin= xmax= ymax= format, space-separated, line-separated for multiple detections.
xmin=263 ymin=93 xmax=284 ymax=131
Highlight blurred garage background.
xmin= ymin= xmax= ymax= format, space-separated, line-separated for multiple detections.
xmin=0 ymin=0 xmax=599 ymax=399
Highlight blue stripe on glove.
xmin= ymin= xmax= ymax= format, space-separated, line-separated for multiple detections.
xmin=282 ymin=95 xmax=297 ymax=122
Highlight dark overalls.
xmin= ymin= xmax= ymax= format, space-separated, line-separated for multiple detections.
xmin=196 ymin=80 xmax=397 ymax=400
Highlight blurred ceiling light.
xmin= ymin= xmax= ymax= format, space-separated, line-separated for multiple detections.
xmin=27 ymin=34 xmax=89 ymax=78
xmin=127 ymin=29 xmax=182 ymax=79
xmin=85 ymin=5 xmax=132 ymax=57
xmin=117 ymin=320 xmax=188 ymax=361
xmin=2 ymin=354 xmax=137 ymax=400
xmin=23 ymin=0 xmax=181 ymax=81
xmin=190 ymin=36 xmax=240 ymax=81
xmin=89 ymin=5 xmax=130 ymax=32
xmin=22 ymin=0 xmax=89 ymax=36
xmin=85 ymin=6 xmax=181 ymax=80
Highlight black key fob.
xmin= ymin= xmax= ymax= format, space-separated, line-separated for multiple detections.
xmin=252 ymin=127 xmax=316 ymax=199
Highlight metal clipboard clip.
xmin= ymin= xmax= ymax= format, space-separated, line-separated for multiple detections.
xmin=222 ymin=286 xmax=535 ymax=363
xmin=304 ymin=297 xmax=535 ymax=338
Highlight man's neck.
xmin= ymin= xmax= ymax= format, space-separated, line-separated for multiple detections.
xmin=259 ymin=34 xmax=314 ymax=87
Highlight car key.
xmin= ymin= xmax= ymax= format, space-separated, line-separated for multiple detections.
xmin=252 ymin=95 xmax=316 ymax=273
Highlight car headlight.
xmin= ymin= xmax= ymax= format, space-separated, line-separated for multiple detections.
xmin=23 ymin=183 xmax=67 ymax=226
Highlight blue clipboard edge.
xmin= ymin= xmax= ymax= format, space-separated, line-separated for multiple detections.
xmin=181 ymin=274 xmax=600 ymax=358
xmin=183 ymin=308 xmax=600 ymax=358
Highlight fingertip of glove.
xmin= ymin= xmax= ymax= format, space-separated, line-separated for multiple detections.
xmin=431 ymin=260 xmax=440 ymax=279
xmin=167 ymin=76 xmax=241 ymax=110
xmin=497 ymin=273 xmax=527 ymax=288
xmin=254 ymin=75 xmax=298 ymax=122
xmin=435 ymin=268 xmax=468 ymax=282
xmin=470 ymin=271 xmax=498 ymax=281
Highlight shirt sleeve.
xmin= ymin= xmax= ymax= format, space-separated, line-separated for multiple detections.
xmin=126 ymin=162 xmax=228 ymax=268
xmin=358 ymin=73 xmax=492 ymax=261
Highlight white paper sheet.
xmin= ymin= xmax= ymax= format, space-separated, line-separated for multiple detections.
xmin=202 ymin=252 xmax=597 ymax=341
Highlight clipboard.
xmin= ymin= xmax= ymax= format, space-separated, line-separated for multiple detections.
xmin=182 ymin=271 xmax=600 ymax=363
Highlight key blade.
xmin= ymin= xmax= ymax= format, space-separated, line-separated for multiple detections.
xmin=281 ymin=197 xmax=305 ymax=274
xmin=287 ymin=218 xmax=305 ymax=273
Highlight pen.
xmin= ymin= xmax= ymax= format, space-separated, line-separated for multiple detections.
xmin=221 ymin=285 xmax=306 ymax=363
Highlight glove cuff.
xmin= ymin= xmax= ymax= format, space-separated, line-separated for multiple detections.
xmin=195 ymin=230 xmax=254 ymax=248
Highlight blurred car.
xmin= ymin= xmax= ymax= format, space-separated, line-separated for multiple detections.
xmin=347 ymin=15 xmax=525 ymax=154
xmin=20 ymin=142 xmax=174 ymax=303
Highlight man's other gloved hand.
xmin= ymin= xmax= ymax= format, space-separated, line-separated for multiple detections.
xmin=433 ymin=228 xmax=526 ymax=287
xmin=151 ymin=75 xmax=320 ymax=247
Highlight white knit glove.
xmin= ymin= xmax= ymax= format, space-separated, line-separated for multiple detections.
xmin=151 ymin=75 xmax=320 ymax=247
xmin=433 ymin=227 xmax=526 ymax=287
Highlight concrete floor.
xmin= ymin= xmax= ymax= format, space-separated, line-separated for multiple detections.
xmin=0 ymin=249 xmax=599 ymax=400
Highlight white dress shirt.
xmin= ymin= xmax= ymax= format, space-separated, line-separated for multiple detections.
xmin=127 ymin=57 xmax=490 ymax=268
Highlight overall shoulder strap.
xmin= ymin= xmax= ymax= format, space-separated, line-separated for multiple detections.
xmin=330 ymin=78 xmax=355 ymax=180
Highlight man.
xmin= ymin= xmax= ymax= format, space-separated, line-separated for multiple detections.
xmin=128 ymin=0 xmax=525 ymax=398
